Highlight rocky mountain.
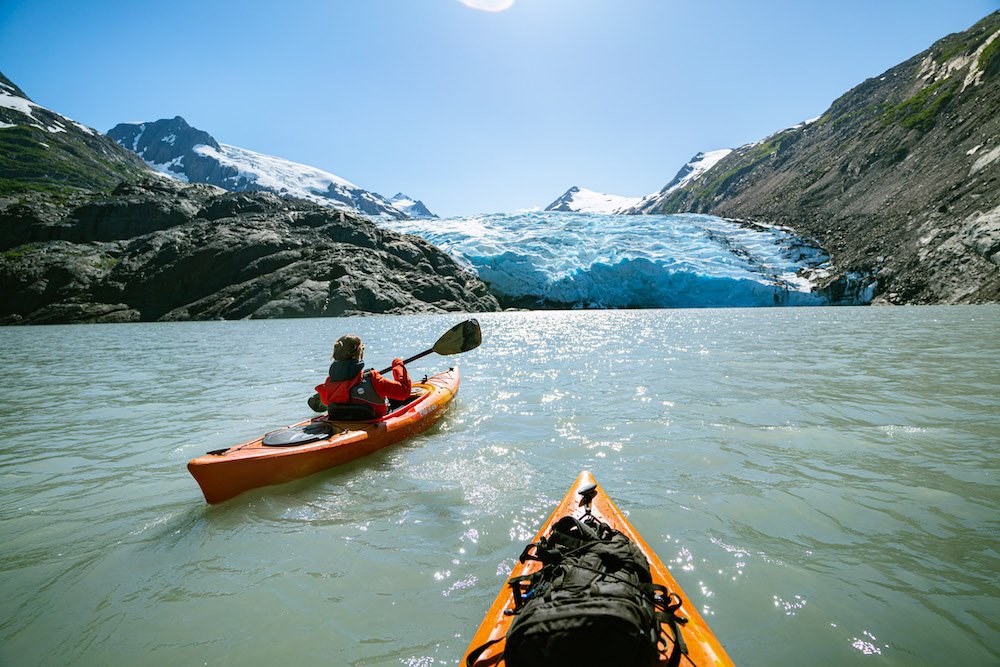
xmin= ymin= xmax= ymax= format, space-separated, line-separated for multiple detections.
xmin=0 ymin=72 xmax=150 ymax=195
xmin=107 ymin=116 xmax=415 ymax=221
xmin=544 ymin=186 xmax=640 ymax=214
xmin=0 ymin=178 xmax=499 ymax=324
xmin=390 ymin=192 xmax=437 ymax=218
xmin=631 ymin=11 xmax=1000 ymax=304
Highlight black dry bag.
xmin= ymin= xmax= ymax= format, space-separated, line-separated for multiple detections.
xmin=501 ymin=514 xmax=665 ymax=667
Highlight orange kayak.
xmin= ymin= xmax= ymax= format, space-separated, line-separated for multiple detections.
xmin=464 ymin=470 xmax=734 ymax=666
xmin=187 ymin=367 xmax=459 ymax=504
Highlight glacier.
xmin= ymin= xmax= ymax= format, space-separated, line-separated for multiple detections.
xmin=381 ymin=211 xmax=875 ymax=308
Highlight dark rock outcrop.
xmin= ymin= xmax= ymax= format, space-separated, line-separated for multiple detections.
xmin=630 ymin=12 xmax=1000 ymax=304
xmin=0 ymin=179 xmax=499 ymax=325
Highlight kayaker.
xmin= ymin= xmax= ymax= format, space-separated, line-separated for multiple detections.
xmin=308 ymin=334 xmax=411 ymax=418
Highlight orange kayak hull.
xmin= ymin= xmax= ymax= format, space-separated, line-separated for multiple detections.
xmin=187 ymin=367 xmax=459 ymax=504
xmin=465 ymin=470 xmax=734 ymax=666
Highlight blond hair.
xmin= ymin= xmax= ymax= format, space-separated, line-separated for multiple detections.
xmin=332 ymin=334 xmax=364 ymax=361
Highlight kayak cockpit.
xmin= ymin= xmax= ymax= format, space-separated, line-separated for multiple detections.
xmin=256 ymin=385 xmax=433 ymax=448
xmin=322 ymin=384 xmax=431 ymax=423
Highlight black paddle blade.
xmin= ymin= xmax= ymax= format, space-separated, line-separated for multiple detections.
xmin=433 ymin=319 xmax=482 ymax=356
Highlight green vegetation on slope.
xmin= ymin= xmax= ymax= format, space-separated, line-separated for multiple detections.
xmin=979 ymin=35 xmax=1000 ymax=71
xmin=932 ymin=12 xmax=1000 ymax=62
xmin=668 ymin=132 xmax=802 ymax=208
xmin=0 ymin=126 xmax=148 ymax=196
xmin=881 ymin=79 xmax=960 ymax=132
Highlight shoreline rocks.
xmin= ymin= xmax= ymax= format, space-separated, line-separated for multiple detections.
xmin=0 ymin=179 xmax=500 ymax=325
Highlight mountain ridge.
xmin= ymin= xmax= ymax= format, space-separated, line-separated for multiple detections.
xmin=390 ymin=192 xmax=437 ymax=218
xmin=107 ymin=116 xmax=422 ymax=221
xmin=0 ymin=71 xmax=151 ymax=196
xmin=627 ymin=149 xmax=735 ymax=215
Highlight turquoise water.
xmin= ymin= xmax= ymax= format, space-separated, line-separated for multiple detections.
xmin=1 ymin=306 xmax=998 ymax=666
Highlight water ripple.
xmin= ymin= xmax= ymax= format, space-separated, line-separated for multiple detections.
xmin=1 ymin=307 xmax=998 ymax=666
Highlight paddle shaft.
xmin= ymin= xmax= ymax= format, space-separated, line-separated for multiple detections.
xmin=375 ymin=319 xmax=480 ymax=374
xmin=378 ymin=348 xmax=433 ymax=375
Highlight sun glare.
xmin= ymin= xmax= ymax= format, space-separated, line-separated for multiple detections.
xmin=459 ymin=0 xmax=516 ymax=12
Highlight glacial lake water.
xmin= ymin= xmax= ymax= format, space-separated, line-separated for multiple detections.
xmin=1 ymin=306 xmax=998 ymax=666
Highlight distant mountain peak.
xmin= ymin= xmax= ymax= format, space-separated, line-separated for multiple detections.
xmin=108 ymin=117 xmax=220 ymax=177
xmin=390 ymin=192 xmax=437 ymax=218
xmin=108 ymin=117 xmax=421 ymax=220
xmin=624 ymin=149 xmax=733 ymax=214
xmin=544 ymin=186 xmax=641 ymax=214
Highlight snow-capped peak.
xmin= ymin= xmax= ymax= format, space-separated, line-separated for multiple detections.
xmin=390 ymin=193 xmax=438 ymax=218
xmin=544 ymin=186 xmax=642 ymax=214
xmin=621 ymin=149 xmax=734 ymax=215
xmin=108 ymin=117 xmax=413 ymax=220
xmin=661 ymin=149 xmax=733 ymax=196
xmin=0 ymin=75 xmax=97 ymax=136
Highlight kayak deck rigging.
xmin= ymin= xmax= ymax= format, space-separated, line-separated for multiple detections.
xmin=464 ymin=471 xmax=734 ymax=666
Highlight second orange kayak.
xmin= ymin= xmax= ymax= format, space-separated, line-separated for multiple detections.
xmin=187 ymin=367 xmax=459 ymax=503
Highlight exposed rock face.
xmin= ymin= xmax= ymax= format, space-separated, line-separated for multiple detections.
xmin=0 ymin=72 xmax=150 ymax=195
xmin=0 ymin=179 xmax=500 ymax=324
xmin=632 ymin=12 xmax=1000 ymax=304
xmin=107 ymin=116 xmax=414 ymax=220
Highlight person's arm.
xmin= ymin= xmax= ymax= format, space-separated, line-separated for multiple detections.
xmin=314 ymin=378 xmax=332 ymax=405
xmin=370 ymin=358 xmax=412 ymax=401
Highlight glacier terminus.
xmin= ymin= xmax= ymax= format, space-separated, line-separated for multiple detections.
xmin=381 ymin=211 xmax=876 ymax=309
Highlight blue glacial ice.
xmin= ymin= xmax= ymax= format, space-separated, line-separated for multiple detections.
xmin=381 ymin=211 xmax=873 ymax=308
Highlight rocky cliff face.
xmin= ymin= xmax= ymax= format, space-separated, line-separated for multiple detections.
xmin=0 ymin=179 xmax=500 ymax=324
xmin=107 ymin=116 xmax=413 ymax=220
xmin=0 ymin=72 xmax=150 ymax=195
xmin=634 ymin=12 xmax=1000 ymax=304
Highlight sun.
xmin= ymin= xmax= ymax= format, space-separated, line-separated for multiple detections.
xmin=458 ymin=0 xmax=516 ymax=12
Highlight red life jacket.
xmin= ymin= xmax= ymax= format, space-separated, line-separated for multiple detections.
xmin=315 ymin=369 xmax=388 ymax=417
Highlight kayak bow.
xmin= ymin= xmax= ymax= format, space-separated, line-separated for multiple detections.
xmin=465 ymin=470 xmax=734 ymax=666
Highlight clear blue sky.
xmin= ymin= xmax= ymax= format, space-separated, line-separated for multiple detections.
xmin=1 ymin=0 xmax=997 ymax=216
